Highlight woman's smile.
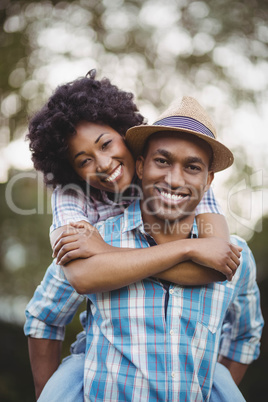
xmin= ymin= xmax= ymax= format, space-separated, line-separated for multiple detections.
xmin=104 ymin=163 xmax=123 ymax=183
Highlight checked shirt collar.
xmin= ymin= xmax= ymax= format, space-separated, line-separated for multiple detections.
xmin=121 ymin=199 xmax=198 ymax=239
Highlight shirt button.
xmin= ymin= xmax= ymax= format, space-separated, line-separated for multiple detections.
xmin=170 ymin=329 xmax=174 ymax=335
xmin=171 ymin=372 xmax=175 ymax=378
xmin=170 ymin=289 xmax=174 ymax=294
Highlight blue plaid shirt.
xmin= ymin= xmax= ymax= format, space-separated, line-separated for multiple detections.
xmin=25 ymin=200 xmax=263 ymax=401
xmin=82 ymin=201 xmax=263 ymax=401
xmin=25 ymin=186 xmax=223 ymax=341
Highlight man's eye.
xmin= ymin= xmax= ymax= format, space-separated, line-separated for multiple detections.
xmin=188 ymin=165 xmax=201 ymax=171
xmin=102 ymin=140 xmax=112 ymax=150
xmin=155 ymin=158 xmax=169 ymax=165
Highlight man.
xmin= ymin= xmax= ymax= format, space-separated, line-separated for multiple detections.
xmin=25 ymin=96 xmax=263 ymax=401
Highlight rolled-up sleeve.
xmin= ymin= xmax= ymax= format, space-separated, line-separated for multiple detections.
xmin=219 ymin=239 xmax=264 ymax=364
xmin=50 ymin=185 xmax=98 ymax=233
xmin=24 ymin=261 xmax=85 ymax=340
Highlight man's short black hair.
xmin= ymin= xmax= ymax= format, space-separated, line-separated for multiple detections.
xmin=27 ymin=70 xmax=145 ymax=188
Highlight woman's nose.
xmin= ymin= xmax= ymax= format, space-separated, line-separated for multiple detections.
xmin=96 ymin=155 xmax=112 ymax=173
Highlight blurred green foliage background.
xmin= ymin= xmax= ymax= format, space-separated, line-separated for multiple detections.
xmin=0 ymin=0 xmax=267 ymax=400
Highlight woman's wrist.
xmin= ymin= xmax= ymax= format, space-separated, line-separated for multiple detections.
xmin=177 ymin=238 xmax=198 ymax=262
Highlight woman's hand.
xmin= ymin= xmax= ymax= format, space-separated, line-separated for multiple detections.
xmin=189 ymin=237 xmax=242 ymax=281
xmin=52 ymin=221 xmax=111 ymax=265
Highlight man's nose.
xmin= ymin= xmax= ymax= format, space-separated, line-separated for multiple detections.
xmin=165 ymin=166 xmax=185 ymax=189
xmin=96 ymin=155 xmax=112 ymax=173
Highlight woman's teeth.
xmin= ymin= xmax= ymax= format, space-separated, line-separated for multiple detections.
xmin=160 ymin=191 xmax=185 ymax=201
xmin=105 ymin=165 xmax=122 ymax=182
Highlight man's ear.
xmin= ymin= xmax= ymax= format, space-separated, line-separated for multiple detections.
xmin=136 ymin=156 xmax=145 ymax=180
xmin=204 ymin=171 xmax=214 ymax=192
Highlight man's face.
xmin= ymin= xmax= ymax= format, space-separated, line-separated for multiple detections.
xmin=136 ymin=132 xmax=214 ymax=224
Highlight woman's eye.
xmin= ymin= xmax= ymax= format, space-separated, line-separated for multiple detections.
xmin=102 ymin=140 xmax=112 ymax=150
xmin=80 ymin=158 xmax=91 ymax=167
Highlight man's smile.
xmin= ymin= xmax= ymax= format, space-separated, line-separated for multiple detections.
xmin=155 ymin=186 xmax=190 ymax=204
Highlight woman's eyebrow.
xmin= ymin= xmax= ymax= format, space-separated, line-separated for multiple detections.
xmin=73 ymin=151 xmax=86 ymax=161
xmin=73 ymin=133 xmax=109 ymax=160
xmin=95 ymin=133 xmax=108 ymax=144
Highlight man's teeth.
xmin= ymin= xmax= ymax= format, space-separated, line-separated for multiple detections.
xmin=160 ymin=191 xmax=185 ymax=201
xmin=105 ymin=165 xmax=122 ymax=182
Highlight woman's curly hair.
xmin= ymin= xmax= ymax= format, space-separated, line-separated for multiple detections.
xmin=27 ymin=69 xmax=145 ymax=188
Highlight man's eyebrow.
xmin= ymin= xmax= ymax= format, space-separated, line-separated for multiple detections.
xmin=152 ymin=149 xmax=173 ymax=158
xmin=185 ymin=156 xmax=206 ymax=166
xmin=152 ymin=150 xmax=206 ymax=166
xmin=73 ymin=133 xmax=108 ymax=160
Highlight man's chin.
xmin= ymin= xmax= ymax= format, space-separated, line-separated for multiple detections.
xmin=155 ymin=209 xmax=194 ymax=223
xmin=160 ymin=202 xmax=196 ymax=216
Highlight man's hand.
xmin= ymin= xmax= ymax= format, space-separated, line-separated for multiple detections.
xmin=189 ymin=237 xmax=242 ymax=281
xmin=218 ymin=355 xmax=248 ymax=385
xmin=28 ymin=337 xmax=62 ymax=400
xmin=52 ymin=221 xmax=112 ymax=265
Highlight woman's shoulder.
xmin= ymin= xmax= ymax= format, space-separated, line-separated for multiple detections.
xmin=52 ymin=185 xmax=91 ymax=204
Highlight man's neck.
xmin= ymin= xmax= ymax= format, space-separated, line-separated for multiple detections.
xmin=141 ymin=210 xmax=195 ymax=244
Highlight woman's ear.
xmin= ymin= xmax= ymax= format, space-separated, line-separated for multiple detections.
xmin=136 ymin=156 xmax=145 ymax=180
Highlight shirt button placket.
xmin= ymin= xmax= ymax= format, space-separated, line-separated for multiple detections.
xmin=169 ymin=288 xmax=176 ymax=382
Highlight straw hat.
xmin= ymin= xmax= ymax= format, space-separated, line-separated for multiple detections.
xmin=126 ymin=96 xmax=233 ymax=172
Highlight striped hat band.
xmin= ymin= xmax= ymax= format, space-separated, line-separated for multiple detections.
xmin=154 ymin=116 xmax=215 ymax=139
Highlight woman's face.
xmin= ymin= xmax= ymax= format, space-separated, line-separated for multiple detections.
xmin=68 ymin=121 xmax=135 ymax=193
